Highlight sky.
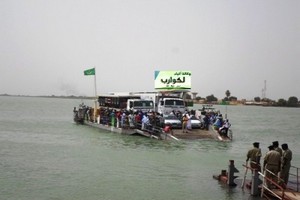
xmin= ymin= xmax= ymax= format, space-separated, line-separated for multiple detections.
xmin=1 ymin=0 xmax=299 ymax=100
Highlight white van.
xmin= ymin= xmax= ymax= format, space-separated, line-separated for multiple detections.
xmin=127 ymin=99 xmax=154 ymax=112
xmin=157 ymin=97 xmax=187 ymax=115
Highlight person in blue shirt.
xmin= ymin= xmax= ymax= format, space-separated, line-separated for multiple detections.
xmin=219 ymin=119 xmax=231 ymax=137
xmin=213 ymin=114 xmax=223 ymax=129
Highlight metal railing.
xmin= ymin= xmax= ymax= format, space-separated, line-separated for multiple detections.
xmin=289 ymin=165 xmax=299 ymax=192
xmin=259 ymin=166 xmax=300 ymax=199
xmin=241 ymin=162 xmax=299 ymax=199
xmin=259 ymin=169 xmax=286 ymax=200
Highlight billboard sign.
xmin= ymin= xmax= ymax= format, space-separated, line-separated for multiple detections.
xmin=154 ymin=70 xmax=191 ymax=90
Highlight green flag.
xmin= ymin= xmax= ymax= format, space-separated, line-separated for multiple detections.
xmin=84 ymin=68 xmax=95 ymax=75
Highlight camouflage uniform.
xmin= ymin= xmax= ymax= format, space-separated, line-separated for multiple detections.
xmin=280 ymin=148 xmax=292 ymax=185
xmin=246 ymin=147 xmax=262 ymax=171
xmin=263 ymin=149 xmax=281 ymax=187
xmin=274 ymin=147 xmax=283 ymax=156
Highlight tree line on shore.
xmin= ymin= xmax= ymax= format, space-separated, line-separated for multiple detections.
xmin=192 ymin=90 xmax=299 ymax=107
xmin=1 ymin=92 xmax=299 ymax=107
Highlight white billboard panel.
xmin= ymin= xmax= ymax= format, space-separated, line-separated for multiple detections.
xmin=154 ymin=70 xmax=191 ymax=90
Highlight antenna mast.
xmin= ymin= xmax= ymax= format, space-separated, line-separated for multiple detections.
xmin=262 ymin=80 xmax=267 ymax=99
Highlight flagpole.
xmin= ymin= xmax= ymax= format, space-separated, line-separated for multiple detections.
xmin=94 ymin=67 xmax=97 ymax=98
xmin=94 ymin=67 xmax=97 ymax=123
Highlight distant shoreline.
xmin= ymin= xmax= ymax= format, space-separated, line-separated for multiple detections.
xmin=0 ymin=94 xmax=94 ymax=100
xmin=1 ymin=94 xmax=298 ymax=108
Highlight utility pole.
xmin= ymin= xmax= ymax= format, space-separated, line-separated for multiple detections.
xmin=261 ymin=80 xmax=267 ymax=99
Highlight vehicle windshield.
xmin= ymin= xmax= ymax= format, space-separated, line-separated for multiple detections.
xmin=133 ymin=101 xmax=153 ymax=107
xmin=165 ymin=99 xmax=184 ymax=106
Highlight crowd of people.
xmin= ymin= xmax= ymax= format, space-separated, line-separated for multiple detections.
xmin=74 ymin=104 xmax=233 ymax=138
xmin=246 ymin=141 xmax=293 ymax=188
xmin=77 ymin=104 xmax=199 ymax=133
xmin=90 ymin=107 xmax=164 ymax=130
xmin=198 ymin=109 xmax=231 ymax=137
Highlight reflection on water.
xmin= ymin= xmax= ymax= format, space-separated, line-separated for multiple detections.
xmin=94 ymin=131 xmax=234 ymax=153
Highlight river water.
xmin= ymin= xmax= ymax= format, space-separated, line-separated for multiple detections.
xmin=0 ymin=96 xmax=299 ymax=200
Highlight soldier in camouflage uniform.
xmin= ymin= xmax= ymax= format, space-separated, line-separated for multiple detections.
xmin=263 ymin=145 xmax=281 ymax=188
xmin=272 ymin=141 xmax=283 ymax=156
xmin=246 ymin=142 xmax=262 ymax=172
xmin=280 ymin=143 xmax=292 ymax=186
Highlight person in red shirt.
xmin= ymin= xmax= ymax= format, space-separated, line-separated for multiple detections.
xmin=163 ymin=124 xmax=173 ymax=135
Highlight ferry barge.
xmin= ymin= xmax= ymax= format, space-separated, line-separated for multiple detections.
xmin=73 ymin=93 xmax=229 ymax=141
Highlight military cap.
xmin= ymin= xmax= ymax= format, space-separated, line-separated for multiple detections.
xmin=281 ymin=143 xmax=288 ymax=149
xmin=253 ymin=142 xmax=259 ymax=147
xmin=272 ymin=141 xmax=279 ymax=146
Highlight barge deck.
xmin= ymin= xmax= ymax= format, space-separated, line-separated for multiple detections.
xmin=82 ymin=120 xmax=221 ymax=141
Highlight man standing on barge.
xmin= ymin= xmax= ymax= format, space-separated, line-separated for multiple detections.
xmin=272 ymin=141 xmax=283 ymax=156
xmin=246 ymin=142 xmax=262 ymax=172
xmin=263 ymin=145 xmax=281 ymax=188
xmin=280 ymin=143 xmax=292 ymax=186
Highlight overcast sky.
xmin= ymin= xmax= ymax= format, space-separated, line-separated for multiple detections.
xmin=1 ymin=0 xmax=299 ymax=100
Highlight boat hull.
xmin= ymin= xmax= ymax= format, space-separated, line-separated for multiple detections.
xmin=209 ymin=125 xmax=232 ymax=142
